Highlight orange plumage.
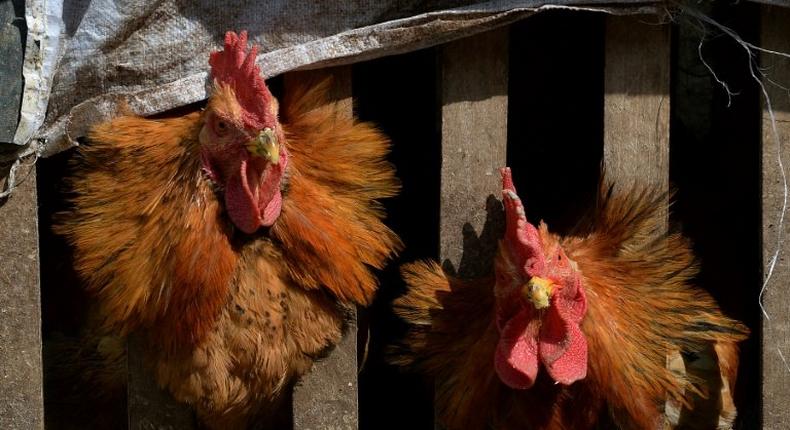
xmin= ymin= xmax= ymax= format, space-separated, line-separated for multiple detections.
xmin=54 ymin=32 xmax=400 ymax=429
xmin=393 ymin=169 xmax=748 ymax=430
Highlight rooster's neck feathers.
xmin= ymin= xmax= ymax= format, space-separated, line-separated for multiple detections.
xmin=57 ymin=113 xmax=237 ymax=349
xmin=272 ymin=77 xmax=402 ymax=305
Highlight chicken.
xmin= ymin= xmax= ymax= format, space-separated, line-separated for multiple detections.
xmin=393 ymin=167 xmax=748 ymax=430
xmin=54 ymin=31 xmax=400 ymax=428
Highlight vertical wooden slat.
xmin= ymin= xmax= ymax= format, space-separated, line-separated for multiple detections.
xmin=0 ymin=0 xmax=43 ymax=427
xmin=439 ymin=28 xmax=509 ymax=278
xmin=287 ymin=66 xmax=359 ymax=430
xmin=761 ymin=7 xmax=790 ymax=429
xmin=127 ymin=335 xmax=196 ymax=429
xmin=0 ymin=161 xmax=44 ymax=430
xmin=605 ymin=14 xmax=678 ymax=424
xmin=437 ymin=28 xmax=508 ymax=429
xmin=604 ymin=16 xmax=670 ymax=190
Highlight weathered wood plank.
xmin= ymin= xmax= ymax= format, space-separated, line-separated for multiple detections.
xmin=127 ymin=335 xmax=196 ymax=430
xmin=287 ymin=65 xmax=359 ymax=430
xmin=761 ymin=7 xmax=790 ymax=429
xmin=439 ymin=28 xmax=509 ymax=277
xmin=0 ymin=2 xmax=42 ymax=427
xmin=605 ymin=14 xmax=685 ymax=425
xmin=436 ymin=26 xmax=508 ymax=430
xmin=603 ymin=15 xmax=670 ymax=189
xmin=0 ymin=160 xmax=44 ymax=430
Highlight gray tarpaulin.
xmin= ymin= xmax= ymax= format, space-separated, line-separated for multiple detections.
xmin=11 ymin=0 xmax=664 ymax=157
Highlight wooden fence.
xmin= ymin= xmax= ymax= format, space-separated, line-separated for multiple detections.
xmin=2 ymin=4 xmax=789 ymax=429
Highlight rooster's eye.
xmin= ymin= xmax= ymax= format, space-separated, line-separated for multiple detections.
xmin=215 ymin=120 xmax=229 ymax=136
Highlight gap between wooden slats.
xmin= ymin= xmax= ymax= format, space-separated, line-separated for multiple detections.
xmin=127 ymin=334 xmax=196 ymax=429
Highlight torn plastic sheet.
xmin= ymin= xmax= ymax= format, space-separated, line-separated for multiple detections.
xmin=13 ymin=0 xmax=63 ymax=146
xmin=8 ymin=0 xmax=660 ymax=158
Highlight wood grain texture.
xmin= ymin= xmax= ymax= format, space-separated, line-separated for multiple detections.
xmin=605 ymin=15 xmax=687 ymax=425
xmin=761 ymin=7 xmax=790 ymax=429
xmin=127 ymin=335 xmax=196 ymax=430
xmin=287 ymin=65 xmax=360 ymax=430
xmin=604 ymin=16 xmax=670 ymax=189
xmin=439 ymin=28 xmax=508 ymax=278
xmin=435 ymin=26 xmax=508 ymax=430
xmin=0 ymin=160 xmax=44 ymax=430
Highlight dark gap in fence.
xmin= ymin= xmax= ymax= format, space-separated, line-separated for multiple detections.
xmin=669 ymin=3 xmax=762 ymax=428
xmin=37 ymin=149 xmax=131 ymax=429
xmin=507 ymin=11 xmax=605 ymax=232
xmin=353 ymin=48 xmax=440 ymax=430
xmin=38 ymin=150 xmax=83 ymax=339
xmin=37 ymin=151 xmax=82 ymax=428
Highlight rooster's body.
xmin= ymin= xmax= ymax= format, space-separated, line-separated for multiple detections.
xmin=394 ymin=168 xmax=748 ymax=430
xmin=54 ymin=32 xmax=399 ymax=429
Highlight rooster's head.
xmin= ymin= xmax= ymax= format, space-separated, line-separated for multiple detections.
xmin=493 ymin=167 xmax=588 ymax=389
xmin=200 ymin=30 xmax=287 ymax=234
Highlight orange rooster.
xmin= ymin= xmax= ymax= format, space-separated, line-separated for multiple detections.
xmin=54 ymin=31 xmax=400 ymax=428
xmin=394 ymin=167 xmax=748 ymax=429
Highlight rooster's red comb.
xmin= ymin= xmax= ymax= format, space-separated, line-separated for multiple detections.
xmin=209 ymin=31 xmax=275 ymax=130
xmin=500 ymin=167 xmax=545 ymax=277
xmin=496 ymin=169 xmax=589 ymax=389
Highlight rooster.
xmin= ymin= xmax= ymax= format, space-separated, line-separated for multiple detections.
xmin=393 ymin=167 xmax=748 ymax=429
xmin=54 ymin=31 xmax=400 ymax=429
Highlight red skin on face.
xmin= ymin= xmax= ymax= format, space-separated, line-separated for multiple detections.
xmin=494 ymin=168 xmax=588 ymax=389
xmin=203 ymin=31 xmax=288 ymax=233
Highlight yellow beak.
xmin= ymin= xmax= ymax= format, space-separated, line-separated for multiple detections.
xmin=247 ymin=127 xmax=279 ymax=164
xmin=523 ymin=277 xmax=554 ymax=310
